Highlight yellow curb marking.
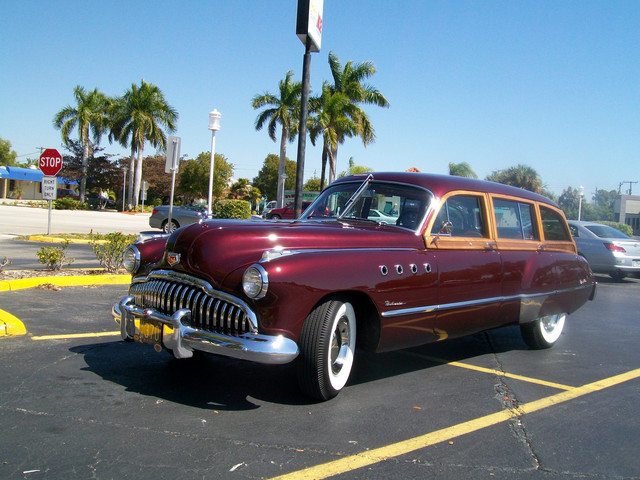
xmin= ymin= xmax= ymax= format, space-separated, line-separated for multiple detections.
xmin=26 ymin=235 xmax=108 ymax=244
xmin=404 ymin=352 xmax=576 ymax=391
xmin=268 ymin=368 xmax=640 ymax=480
xmin=0 ymin=274 xmax=131 ymax=292
xmin=31 ymin=331 xmax=121 ymax=341
xmin=0 ymin=308 xmax=27 ymax=336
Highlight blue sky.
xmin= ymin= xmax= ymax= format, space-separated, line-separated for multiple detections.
xmin=1 ymin=1 xmax=638 ymax=199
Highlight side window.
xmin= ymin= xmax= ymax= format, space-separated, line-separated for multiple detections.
xmin=540 ymin=206 xmax=571 ymax=241
xmin=493 ymin=199 xmax=539 ymax=240
xmin=569 ymin=224 xmax=579 ymax=238
xmin=432 ymin=195 xmax=487 ymax=237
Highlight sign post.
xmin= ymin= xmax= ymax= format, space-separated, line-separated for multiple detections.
xmin=39 ymin=149 xmax=63 ymax=235
xmin=165 ymin=136 xmax=181 ymax=232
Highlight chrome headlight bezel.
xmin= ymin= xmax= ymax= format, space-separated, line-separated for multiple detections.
xmin=123 ymin=245 xmax=141 ymax=274
xmin=242 ymin=264 xmax=269 ymax=299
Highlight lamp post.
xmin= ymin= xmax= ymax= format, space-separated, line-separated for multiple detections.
xmin=207 ymin=109 xmax=221 ymax=216
xmin=122 ymin=167 xmax=127 ymax=212
xmin=578 ymin=185 xmax=584 ymax=221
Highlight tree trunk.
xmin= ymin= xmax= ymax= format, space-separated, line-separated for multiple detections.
xmin=320 ymin=145 xmax=328 ymax=190
xmin=127 ymin=150 xmax=135 ymax=210
xmin=328 ymin=145 xmax=337 ymax=184
xmin=133 ymin=147 xmax=144 ymax=208
xmin=80 ymin=138 xmax=90 ymax=203
xmin=276 ymin=127 xmax=288 ymax=208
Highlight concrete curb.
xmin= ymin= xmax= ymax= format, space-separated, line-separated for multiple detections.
xmin=0 ymin=273 xmax=131 ymax=336
xmin=27 ymin=235 xmax=107 ymax=244
xmin=0 ymin=308 xmax=27 ymax=336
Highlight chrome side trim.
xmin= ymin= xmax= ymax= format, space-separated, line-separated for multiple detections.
xmin=381 ymin=283 xmax=595 ymax=321
xmin=112 ymin=297 xmax=298 ymax=365
xmin=259 ymin=247 xmax=414 ymax=263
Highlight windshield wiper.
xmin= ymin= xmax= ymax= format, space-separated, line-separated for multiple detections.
xmin=338 ymin=174 xmax=374 ymax=220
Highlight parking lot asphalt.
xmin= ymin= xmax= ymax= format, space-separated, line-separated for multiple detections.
xmin=1 ymin=275 xmax=639 ymax=479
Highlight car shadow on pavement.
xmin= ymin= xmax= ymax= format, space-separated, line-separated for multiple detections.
xmin=70 ymin=326 xmax=527 ymax=408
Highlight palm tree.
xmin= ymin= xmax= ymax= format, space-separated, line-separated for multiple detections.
xmin=252 ymin=71 xmax=301 ymax=208
xmin=449 ymin=162 xmax=478 ymax=178
xmin=53 ymin=85 xmax=110 ymax=202
xmin=324 ymin=51 xmax=389 ymax=183
xmin=309 ymin=83 xmax=360 ymax=189
xmin=111 ymin=80 xmax=178 ymax=208
xmin=486 ymin=164 xmax=543 ymax=193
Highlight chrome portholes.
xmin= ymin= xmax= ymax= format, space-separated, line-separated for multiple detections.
xmin=380 ymin=263 xmax=425 ymax=276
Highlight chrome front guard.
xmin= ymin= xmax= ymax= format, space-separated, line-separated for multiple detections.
xmin=112 ymin=296 xmax=298 ymax=365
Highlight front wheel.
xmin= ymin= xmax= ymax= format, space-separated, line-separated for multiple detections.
xmin=297 ymin=297 xmax=357 ymax=401
xmin=520 ymin=313 xmax=566 ymax=349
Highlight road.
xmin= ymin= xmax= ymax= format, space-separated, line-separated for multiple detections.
xmin=0 ymin=275 xmax=638 ymax=479
xmin=0 ymin=204 xmax=151 ymax=236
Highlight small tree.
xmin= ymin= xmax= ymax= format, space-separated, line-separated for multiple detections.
xmin=178 ymin=152 xmax=234 ymax=202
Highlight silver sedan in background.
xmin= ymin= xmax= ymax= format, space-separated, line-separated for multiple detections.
xmin=568 ymin=220 xmax=640 ymax=281
xmin=149 ymin=205 xmax=207 ymax=233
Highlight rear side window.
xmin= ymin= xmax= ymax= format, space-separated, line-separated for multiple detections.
xmin=493 ymin=199 xmax=539 ymax=240
xmin=540 ymin=206 xmax=571 ymax=241
xmin=432 ymin=195 xmax=487 ymax=237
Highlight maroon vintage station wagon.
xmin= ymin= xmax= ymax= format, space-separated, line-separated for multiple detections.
xmin=113 ymin=172 xmax=596 ymax=400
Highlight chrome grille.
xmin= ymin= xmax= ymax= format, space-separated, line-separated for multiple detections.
xmin=129 ymin=273 xmax=257 ymax=335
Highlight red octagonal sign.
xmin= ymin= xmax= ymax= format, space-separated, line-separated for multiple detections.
xmin=39 ymin=148 xmax=63 ymax=176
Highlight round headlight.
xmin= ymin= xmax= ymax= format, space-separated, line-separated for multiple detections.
xmin=123 ymin=245 xmax=140 ymax=274
xmin=242 ymin=264 xmax=269 ymax=299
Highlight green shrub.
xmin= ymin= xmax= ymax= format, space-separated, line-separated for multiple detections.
xmin=36 ymin=240 xmax=75 ymax=271
xmin=89 ymin=232 xmax=138 ymax=273
xmin=54 ymin=197 xmax=88 ymax=210
xmin=212 ymin=199 xmax=251 ymax=219
xmin=0 ymin=256 xmax=11 ymax=272
xmin=598 ymin=221 xmax=633 ymax=237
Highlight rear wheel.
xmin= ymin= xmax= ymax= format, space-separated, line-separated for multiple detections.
xmin=610 ymin=270 xmax=627 ymax=282
xmin=297 ymin=297 xmax=357 ymax=400
xmin=162 ymin=219 xmax=179 ymax=233
xmin=520 ymin=313 xmax=566 ymax=349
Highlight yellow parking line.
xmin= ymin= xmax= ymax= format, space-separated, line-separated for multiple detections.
xmin=268 ymin=368 xmax=640 ymax=480
xmin=404 ymin=352 xmax=575 ymax=391
xmin=31 ymin=331 xmax=121 ymax=341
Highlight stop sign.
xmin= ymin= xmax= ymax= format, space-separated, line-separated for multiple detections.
xmin=39 ymin=148 xmax=63 ymax=176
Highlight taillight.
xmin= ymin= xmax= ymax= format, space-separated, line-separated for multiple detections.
xmin=152 ymin=208 xmax=159 ymax=215
xmin=604 ymin=242 xmax=626 ymax=253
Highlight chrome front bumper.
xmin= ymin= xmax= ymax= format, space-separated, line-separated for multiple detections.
xmin=112 ymin=296 xmax=298 ymax=365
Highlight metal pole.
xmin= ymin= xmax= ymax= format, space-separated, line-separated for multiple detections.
xmin=122 ymin=168 xmax=127 ymax=211
xmin=47 ymin=199 xmax=52 ymax=235
xmin=167 ymin=139 xmax=179 ymax=232
xmin=207 ymin=131 xmax=216 ymax=216
xmin=294 ymin=37 xmax=312 ymax=218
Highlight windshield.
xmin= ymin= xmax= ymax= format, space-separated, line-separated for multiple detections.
xmin=586 ymin=224 xmax=630 ymax=239
xmin=300 ymin=181 xmax=432 ymax=231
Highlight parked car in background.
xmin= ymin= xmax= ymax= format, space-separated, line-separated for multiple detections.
xmin=57 ymin=188 xmax=79 ymax=200
xmin=149 ymin=204 xmax=207 ymax=233
xmin=262 ymin=200 xmax=277 ymax=217
xmin=113 ymin=172 xmax=596 ymax=400
xmin=568 ymin=220 xmax=640 ymax=281
xmin=367 ymin=208 xmax=399 ymax=225
xmin=266 ymin=201 xmax=312 ymax=219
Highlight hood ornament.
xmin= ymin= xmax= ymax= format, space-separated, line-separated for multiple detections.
xmin=167 ymin=252 xmax=181 ymax=266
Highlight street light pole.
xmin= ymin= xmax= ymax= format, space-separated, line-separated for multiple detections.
xmin=578 ymin=185 xmax=584 ymax=221
xmin=122 ymin=167 xmax=127 ymax=212
xmin=207 ymin=109 xmax=221 ymax=217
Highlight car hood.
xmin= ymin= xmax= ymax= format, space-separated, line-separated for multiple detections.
xmin=159 ymin=219 xmax=424 ymax=288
